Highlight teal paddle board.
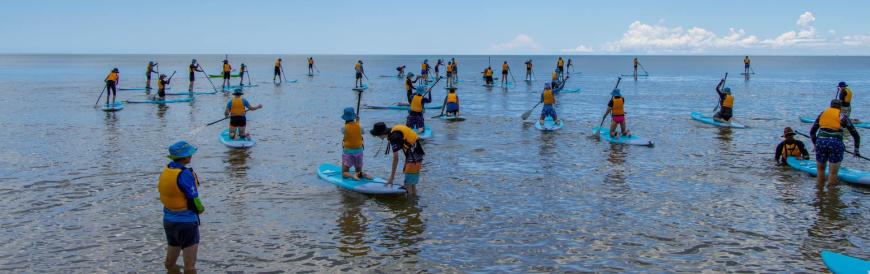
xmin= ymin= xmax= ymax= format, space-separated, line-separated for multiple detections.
xmin=209 ymin=74 xmax=240 ymax=78
xmin=535 ymin=117 xmax=564 ymax=131
xmin=317 ymin=164 xmax=405 ymax=195
xmin=437 ymin=115 xmax=465 ymax=122
xmin=219 ymin=129 xmax=256 ymax=148
xmin=125 ymin=97 xmax=193 ymax=104
xmin=165 ymin=90 xmax=217 ymax=96
xmin=558 ymin=88 xmax=582 ymax=94
xmin=119 ymin=87 xmax=166 ymax=91
xmin=101 ymin=102 xmax=124 ymax=112
xmin=690 ymin=112 xmax=746 ymax=128
xmin=592 ymin=127 xmax=653 ymax=146
xmin=821 ymin=250 xmax=870 ymax=274
xmin=786 ymin=157 xmax=870 ymax=186
xmin=800 ymin=116 xmax=870 ymax=128
xmin=364 ymin=104 xmax=443 ymax=110
xmin=416 ymin=125 xmax=432 ymax=140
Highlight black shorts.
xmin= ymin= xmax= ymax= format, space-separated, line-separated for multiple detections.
xmin=189 ymin=72 xmax=195 ymax=81
xmin=230 ymin=116 xmax=246 ymax=127
xmin=356 ymin=72 xmax=362 ymax=79
xmin=308 ymin=64 xmax=313 ymax=69
xmin=223 ymin=72 xmax=230 ymax=79
xmin=274 ymin=67 xmax=281 ymax=75
xmin=147 ymin=73 xmax=152 ymax=80
xmin=164 ymin=221 xmax=199 ymax=249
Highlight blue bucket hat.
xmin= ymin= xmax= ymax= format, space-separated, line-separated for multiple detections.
xmin=838 ymin=82 xmax=848 ymax=87
xmin=723 ymin=87 xmax=731 ymax=94
xmin=168 ymin=141 xmax=197 ymax=159
xmin=611 ymin=88 xmax=621 ymax=96
xmin=545 ymin=83 xmax=551 ymax=89
xmin=341 ymin=107 xmax=356 ymax=121
xmin=232 ymin=88 xmax=243 ymax=95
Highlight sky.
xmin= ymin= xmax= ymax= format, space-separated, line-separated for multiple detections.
xmin=2 ymin=0 xmax=869 ymax=55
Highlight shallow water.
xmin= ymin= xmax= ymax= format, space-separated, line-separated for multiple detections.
xmin=0 ymin=54 xmax=868 ymax=272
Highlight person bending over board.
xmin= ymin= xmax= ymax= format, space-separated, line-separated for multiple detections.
xmin=341 ymin=107 xmax=372 ymax=181
xmin=156 ymin=74 xmax=170 ymax=99
xmin=308 ymin=57 xmax=315 ymax=75
xmin=224 ymin=89 xmax=263 ymax=140
xmin=354 ymin=60 xmax=365 ymax=88
xmin=604 ymin=89 xmax=630 ymax=137
xmin=396 ymin=65 xmax=406 ymax=77
xmin=369 ymin=122 xmax=426 ymax=197
xmin=525 ymin=60 xmax=533 ymax=81
xmin=540 ymin=83 xmax=560 ymax=125
xmin=836 ymin=82 xmax=853 ymax=117
xmin=445 ymin=88 xmax=460 ymax=117
xmin=713 ymin=77 xmax=734 ymax=123
xmin=774 ymin=127 xmax=810 ymax=165
xmin=810 ymin=99 xmax=861 ymax=186
xmin=157 ymin=141 xmax=204 ymax=274
xmin=188 ymin=59 xmax=204 ymax=92
xmin=556 ymin=57 xmax=565 ymax=81
xmin=221 ymin=60 xmax=232 ymax=89
xmin=407 ymin=87 xmax=432 ymax=133
xmin=420 ymin=59 xmax=430 ymax=83
xmin=483 ymin=67 xmax=494 ymax=86
xmin=501 ymin=61 xmax=510 ymax=85
xmin=446 ymin=62 xmax=455 ymax=87
xmin=104 ymin=68 xmax=119 ymax=106
xmin=744 ymin=56 xmax=751 ymax=75
xmin=146 ymin=61 xmax=159 ymax=90
xmin=273 ymin=58 xmax=282 ymax=82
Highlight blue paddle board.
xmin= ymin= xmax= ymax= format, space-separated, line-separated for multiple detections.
xmin=125 ymin=97 xmax=194 ymax=104
xmin=416 ymin=125 xmax=432 ymax=140
xmin=535 ymin=117 xmax=564 ymax=131
xmin=437 ymin=115 xmax=465 ymax=122
xmin=786 ymin=157 xmax=870 ymax=186
xmin=100 ymin=102 xmax=124 ymax=112
xmin=690 ymin=112 xmax=746 ymax=128
xmin=317 ymin=164 xmax=405 ymax=195
xmin=821 ymin=250 xmax=870 ymax=274
xmin=118 ymin=87 xmax=166 ymax=91
xmin=164 ymin=90 xmax=217 ymax=96
xmin=364 ymin=104 xmax=443 ymax=110
xmin=800 ymin=116 xmax=870 ymax=128
xmin=219 ymin=129 xmax=256 ymax=148
xmin=592 ymin=127 xmax=654 ymax=146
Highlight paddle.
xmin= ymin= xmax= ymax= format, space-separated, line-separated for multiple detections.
xmin=594 ymin=77 xmax=623 ymax=135
xmin=206 ymin=117 xmax=228 ymax=126
xmin=197 ymin=64 xmax=220 ymax=93
xmin=713 ymin=73 xmax=729 ymax=112
xmin=795 ymin=131 xmax=869 ymax=161
xmin=639 ymin=62 xmax=649 ymax=75
xmin=280 ymin=64 xmax=287 ymax=83
xmin=247 ymin=66 xmax=253 ymax=86
xmin=433 ymin=88 xmax=452 ymax=118
xmin=94 ymin=85 xmax=108 ymax=108
xmin=508 ymin=67 xmax=517 ymax=85
xmin=521 ymin=101 xmax=542 ymax=120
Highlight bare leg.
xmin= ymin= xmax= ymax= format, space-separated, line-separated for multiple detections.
xmin=181 ymin=244 xmax=198 ymax=274
xmin=228 ymin=125 xmax=238 ymax=139
xmin=239 ymin=127 xmax=247 ymax=139
xmin=609 ymin=120 xmax=618 ymax=137
xmin=619 ymin=122 xmax=628 ymax=136
xmin=342 ymin=164 xmax=359 ymax=180
xmin=816 ymin=161 xmax=827 ymax=185
xmin=407 ymin=185 xmax=417 ymax=197
xmin=165 ymin=245 xmax=182 ymax=273
xmin=827 ymin=162 xmax=840 ymax=186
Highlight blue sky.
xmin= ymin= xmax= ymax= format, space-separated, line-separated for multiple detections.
xmin=2 ymin=0 xmax=869 ymax=55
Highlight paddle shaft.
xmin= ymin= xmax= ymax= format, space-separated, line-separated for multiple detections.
xmin=595 ymin=77 xmax=623 ymax=134
xmin=795 ymin=131 xmax=868 ymax=161
xmin=94 ymin=84 xmax=108 ymax=107
xmin=197 ymin=64 xmax=220 ymax=93
xmin=206 ymin=117 xmax=228 ymax=126
xmin=714 ymin=73 xmax=729 ymax=112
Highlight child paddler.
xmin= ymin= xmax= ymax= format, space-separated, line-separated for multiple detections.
xmin=341 ymin=107 xmax=372 ymax=180
xmin=157 ymin=141 xmax=204 ymax=273
xmin=369 ymin=122 xmax=425 ymax=197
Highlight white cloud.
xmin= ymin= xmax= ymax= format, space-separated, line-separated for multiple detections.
xmin=562 ymin=44 xmax=594 ymax=53
xmin=601 ymin=11 xmax=870 ymax=54
xmin=490 ymin=34 xmax=541 ymax=53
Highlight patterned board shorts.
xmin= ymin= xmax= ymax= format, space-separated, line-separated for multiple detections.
xmin=815 ymin=138 xmax=845 ymax=164
xmin=342 ymin=150 xmax=364 ymax=171
xmin=406 ymin=114 xmax=425 ymax=130
xmin=541 ymin=105 xmax=557 ymax=119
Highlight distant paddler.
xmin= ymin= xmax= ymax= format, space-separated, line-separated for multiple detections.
xmin=501 ymin=61 xmax=511 ymax=86
xmin=156 ymin=73 xmax=174 ymax=99
xmin=602 ymin=88 xmax=630 ymax=138
xmin=446 ymin=62 xmax=455 ymax=87
xmin=404 ymin=73 xmax=419 ymax=103
xmin=743 ymin=56 xmax=751 ymax=75
xmin=451 ymin=58 xmax=459 ymax=79
xmin=809 ymin=99 xmax=861 ymax=186
xmin=524 ymin=59 xmax=533 ymax=81
xmin=188 ymin=59 xmax=204 ymax=92
xmin=396 ymin=65 xmax=406 ymax=77
xmin=713 ymin=76 xmax=734 ymax=123
xmin=633 ymin=57 xmax=639 ymax=78
xmin=104 ymin=68 xmax=120 ymax=105
xmin=238 ymin=63 xmax=247 ymax=86
xmin=307 ymin=57 xmax=315 ymax=75
xmin=273 ymin=58 xmax=283 ymax=83
xmin=567 ymin=58 xmax=574 ymax=74
xmin=224 ymin=89 xmax=263 ymax=140
xmin=368 ymin=122 xmax=426 ymax=197
xmin=221 ymin=59 xmax=232 ymax=89
xmin=482 ymin=67 xmax=494 ymax=86
xmin=434 ymin=59 xmax=444 ymax=80
xmin=146 ymin=61 xmax=159 ymax=90
xmin=420 ymin=59 xmax=430 ymax=82
xmin=354 ymin=60 xmax=367 ymax=89
xmin=556 ymin=57 xmax=565 ymax=80
xmin=836 ymin=82 xmax=853 ymax=117
xmin=775 ymin=127 xmax=810 ymax=165
xmin=540 ymin=83 xmax=560 ymax=125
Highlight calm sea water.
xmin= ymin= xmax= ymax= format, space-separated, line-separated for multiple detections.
xmin=0 ymin=54 xmax=868 ymax=273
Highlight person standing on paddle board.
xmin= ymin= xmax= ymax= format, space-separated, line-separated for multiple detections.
xmin=420 ymin=59 xmax=430 ymax=83
xmin=774 ymin=127 xmax=810 ymax=165
xmin=407 ymin=87 xmax=432 ymax=133
xmin=238 ymin=63 xmax=247 ymax=86
xmin=483 ymin=67 xmax=494 ymax=86
xmin=146 ymin=61 xmax=159 ymax=90
xmin=434 ymin=59 xmax=443 ymax=80
xmin=501 ymin=61 xmax=510 ymax=86
xmin=540 ymin=83 xmax=560 ymax=125
xmin=404 ymin=73 xmax=418 ymax=104
xmin=446 ymin=62 xmax=455 ymax=88
xmin=157 ymin=140 xmax=204 ymax=274
xmin=743 ymin=56 xmax=751 ymax=75
xmin=221 ymin=60 xmax=232 ymax=89
xmin=369 ymin=122 xmax=425 ymax=197
xmin=633 ymin=57 xmax=639 ymax=77
xmin=273 ymin=58 xmax=283 ymax=83
xmin=451 ymin=58 xmax=459 ymax=79
xmin=224 ymin=89 xmax=263 ymax=140
xmin=551 ymin=69 xmax=559 ymax=89
xmin=809 ymin=99 xmax=861 ymax=186
xmin=556 ymin=57 xmax=565 ymax=81
xmin=156 ymin=74 xmax=171 ymax=99
xmin=188 ymin=59 xmax=204 ymax=92
xmin=341 ymin=107 xmax=373 ymax=181
xmin=525 ymin=60 xmax=533 ymax=81
xmin=713 ymin=77 xmax=734 ymax=122
xmin=104 ymin=68 xmax=119 ymax=105
xmin=354 ymin=60 xmax=365 ymax=88
xmin=603 ymin=89 xmax=630 ymax=137
xmin=567 ymin=58 xmax=574 ymax=74
xmin=307 ymin=57 xmax=314 ymax=75
xmin=445 ymin=88 xmax=460 ymax=117
xmin=836 ymin=82 xmax=853 ymax=117
xmin=396 ymin=65 xmax=406 ymax=77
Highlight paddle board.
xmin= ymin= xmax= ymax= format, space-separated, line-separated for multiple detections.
xmin=416 ymin=125 xmax=432 ymax=140
xmin=821 ymin=251 xmax=870 ymax=274
xmin=800 ymin=116 xmax=870 ymax=128
xmin=620 ymin=74 xmax=649 ymax=77
xmin=100 ymin=102 xmax=124 ymax=112
xmin=317 ymin=164 xmax=406 ymax=195
xmin=535 ymin=117 xmax=564 ymax=131
xmin=690 ymin=112 xmax=746 ymax=128
xmin=558 ymin=88 xmax=582 ymax=94
xmin=592 ymin=127 xmax=654 ymax=146
xmin=219 ymin=129 xmax=256 ymax=148
xmin=119 ymin=87 xmax=166 ymax=91
xmin=125 ymin=97 xmax=194 ymax=104
xmin=437 ymin=115 xmax=465 ymax=122
xmin=284 ymin=79 xmax=298 ymax=83
xmin=799 ymin=116 xmax=815 ymax=123
xmin=786 ymin=157 xmax=870 ymax=186
xmin=165 ymin=90 xmax=217 ymax=96
xmin=364 ymin=104 xmax=443 ymax=110
xmin=209 ymin=74 xmax=240 ymax=78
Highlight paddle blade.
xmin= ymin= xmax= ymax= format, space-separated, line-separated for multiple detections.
xmin=521 ymin=109 xmax=533 ymax=120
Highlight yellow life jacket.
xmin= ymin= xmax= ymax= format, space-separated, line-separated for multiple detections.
xmin=744 ymin=58 xmax=750 ymax=65
xmin=223 ymin=64 xmax=231 ymax=72
xmin=106 ymin=72 xmax=119 ymax=81
xmin=722 ymin=95 xmax=734 ymax=108
xmin=157 ymin=167 xmax=200 ymax=211
xmin=343 ymin=121 xmax=363 ymax=149
xmin=484 ymin=69 xmax=493 ymax=77
xmin=229 ymin=97 xmax=246 ymax=116
xmin=410 ymin=94 xmax=424 ymax=112
xmin=355 ymin=63 xmax=361 ymax=72
xmin=158 ymin=79 xmax=167 ymax=90
xmin=189 ymin=64 xmax=196 ymax=73
xmin=543 ymin=89 xmax=555 ymax=105
xmin=391 ymin=125 xmax=419 ymax=149
xmin=782 ymin=142 xmax=802 ymax=158
xmin=526 ymin=63 xmax=532 ymax=69
xmin=422 ymin=63 xmax=428 ymax=70
xmin=447 ymin=65 xmax=454 ymax=73
xmin=612 ymin=97 xmax=625 ymax=116
xmin=275 ymin=60 xmax=281 ymax=67
xmin=552 ymin=72 xmax=558 ymax=81
xmin=502 ymin=64 xmax=508 ymax=72
xmin=557 ymin=59 xmax=564 ymax=67
xmin=843 ymin=87 xmax=853 ymax=104
xmin=447 ymin=93 xmax=458 ymax=103
xmin=308 ymin=59 xmax=313 ymax=65
xmin=147 ymin=63 xmax=153 ymax=72
xmin=819 ymin=108 xmax=841 ymax=131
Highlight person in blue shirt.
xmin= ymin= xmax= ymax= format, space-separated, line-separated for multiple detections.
xmin=225 ymin=89 xmax=263 ymax=140
xmin=157 ymin=141 xmax=204 ymax=273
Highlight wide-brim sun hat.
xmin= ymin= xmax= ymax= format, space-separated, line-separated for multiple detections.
xmin=341 ymin=107 xmax=356 ymax=121
xmin=168 ymin=141 xmax=198 ymax=159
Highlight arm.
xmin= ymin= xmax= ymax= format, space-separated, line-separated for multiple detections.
xmin=387 ymin=151 xmax=399 ymax=185
xmin=809 ymin=114 xmax=821 ymax=144
xmin=225 ymin=101 xmax=232 ymax=116
xmin=178 ymin=170 xmax=204 ymax=214
xmin=715 ymin=79 xmax=725 ymax=95
xmin=797 ymin=141 xmax=810 ymax=160
xmin=774 ymin=142 xmax=785 ymax=164
xmin=843 ymin=117 xmax=861 ymax=153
